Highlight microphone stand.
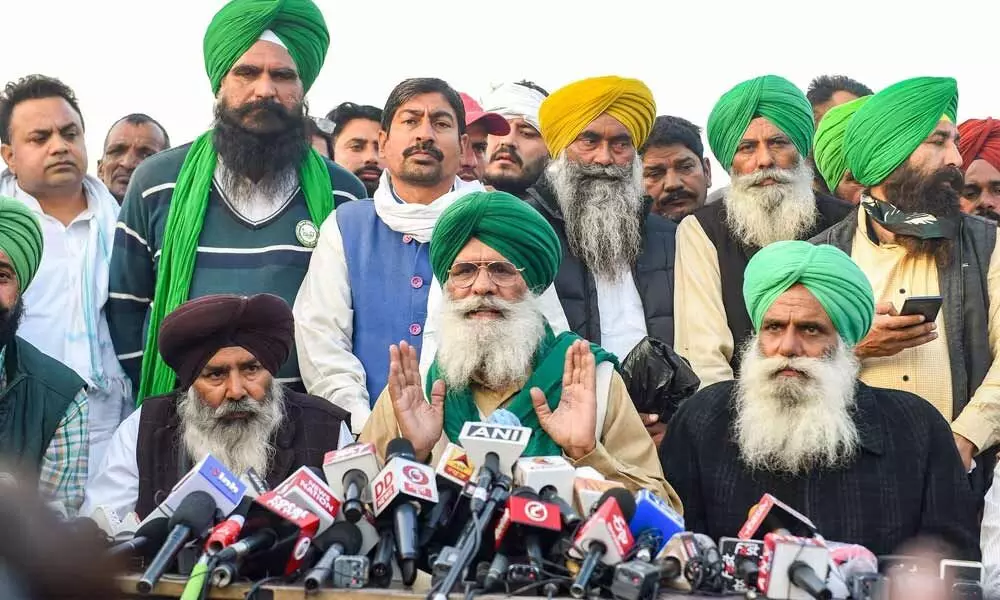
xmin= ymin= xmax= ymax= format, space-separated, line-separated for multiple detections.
xmin=429 ymin=474 xmax=511 ymax=600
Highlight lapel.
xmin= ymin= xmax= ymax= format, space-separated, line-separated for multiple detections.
xmin=265 ymin=402 xmax=299 ymax=488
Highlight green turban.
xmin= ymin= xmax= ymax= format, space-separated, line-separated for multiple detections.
xmin=813 ymin=95 xmax=871 ymax=192
xmin=707 ymin=75 xmax=813 ymax=171
xmin=845 ymin=76 xmax=958 ymax=186
xmin=203 ymin=0 xmax=330 ymax=94
xmin=431 ymin=191 xmax=561 ymax=293
xmin=0 ymin=196 xmax=43 ymax=292
xmin=743 ymin=240 xmax=874 ymax=346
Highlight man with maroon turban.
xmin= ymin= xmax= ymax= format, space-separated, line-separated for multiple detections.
xmin=958 ymin=118 xmax=1000 ymax=222
xmin=82 ymin=294 xmax=352 ymax=519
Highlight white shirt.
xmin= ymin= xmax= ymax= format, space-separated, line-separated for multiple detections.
xmin=81 ymin=407 xmax=354 ymax=519
xmin=594 ymin=271 xmax=648 ymax=360
xmin=12 ymin=182 xmax=131 ymax=480
xmin=981 ymin=462 xmax=1000 ymax=596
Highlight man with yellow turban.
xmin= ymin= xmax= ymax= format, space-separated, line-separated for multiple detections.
xmin=0 ymin=197 xmax=89 ymax=516
xmin=662 ymin=240 xmax=978 ymax=559
xmin=674 ymin=75 xmax=852 ymax=390
xmin=359 ymin=191 xmax=679 ymax=505
xmin=108 ymin=0 xmax=367 ymax=405
xmin=957 ymin=118 xmax=1000 ymax=221
xmin=812 ymin=95 xmax=870 ymax=205
xmin=814 ymin=77 xmax=1000 ymax=494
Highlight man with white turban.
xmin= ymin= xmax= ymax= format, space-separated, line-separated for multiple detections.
xmin=482 ymin=80 xmax=551 ymax=197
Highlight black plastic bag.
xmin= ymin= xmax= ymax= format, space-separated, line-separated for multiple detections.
xmin=620 ymin=336 xmax=700 ymax=423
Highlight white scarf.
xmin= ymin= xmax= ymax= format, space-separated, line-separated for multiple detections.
xmin=0 ymin=171 xmax=122 ymax=389
xmin=483 ymin=82 xmax=546 ymax=133
xmin=372 ymin=170 xmax=484 ymax=243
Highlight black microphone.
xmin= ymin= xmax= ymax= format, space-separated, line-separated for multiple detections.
xmin=137 ymin=491 xmax=217 ymax=594
xmin=540 ymin=485 xmax=582 ymax=529
xmin=303 ymin=521 xmax=364 ymax=592
xmin=370 ymin=526 xmax=395 ymax=588
xmin=108 ymin=517 xmax=169 ymax=559
xmin=342 ymin=470 xmax=368 ymax=523
xmin=789 ymin=561 xmax=832 ymax=600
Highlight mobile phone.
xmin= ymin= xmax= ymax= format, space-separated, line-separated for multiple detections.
xmin=899 ymin=295 xmax=943 ymax=323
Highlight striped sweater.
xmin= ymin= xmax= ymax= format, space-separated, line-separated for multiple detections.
xmin=108 ymin=143 xmax=366 ymax=397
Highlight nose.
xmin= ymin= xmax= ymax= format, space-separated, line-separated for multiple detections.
xmin=250 ymin=74 xmax=278 ymax=100
xmin=775 ymin=327 xmax=802 ymax=358
xmin=224 ymin=370 xmax=248 ymax=401
xmin=363 ymin=144 xmax=380 ymax=165
xmin=753 ymin=144 xmax=775 ymax=171
xmin=470 ymin=266 xmax=498 ymax=296
xmin=121 ymin=149 xmax=141 ymax=170
xmin=663 ymin=167 xmax=684 ymax=192
xmin=982 ymin=189 xmax=1000 ymax=214
xmin=460 ymin=143 xmax=478 ymax=170
xmin=945 ymin=140 xmax=963 ymax=169
xmin=591 ymin=142 xmax=614 ymax=166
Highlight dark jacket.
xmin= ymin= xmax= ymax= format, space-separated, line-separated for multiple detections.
xmin=0 ymin=337 xmax=85 ymax=476
xmin=134 ymin=388 xmax=350 ymax=518
xmin=812 ymin=209 xmax=998 ymax=499
xmin=662 ymin=380 xmax=980 ymax=558
xmin=693 ymin=192 xmax=853 ymax=372
xmin=524 ymin=175 xmax=677 ymax=348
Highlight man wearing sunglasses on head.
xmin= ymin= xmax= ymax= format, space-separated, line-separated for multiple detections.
xmin=358 ymin=191 xmax=679 ymax=503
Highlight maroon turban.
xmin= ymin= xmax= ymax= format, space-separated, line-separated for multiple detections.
xmin=157 ymin=293 xmax=294 ymax=390
xmin=958 ymin=118 xmax=1000 ymax=173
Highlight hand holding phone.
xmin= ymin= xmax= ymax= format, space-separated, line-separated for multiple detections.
xmin=900 ymin=295 xmax=943 ymax=324
xmin=854 ymin=301 xmax=939 ymax=360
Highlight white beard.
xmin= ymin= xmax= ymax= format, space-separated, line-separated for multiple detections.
xmin=179 ymin=378 xmax=286 ymax=477
xmin=436 ymin=292 xmax=546 ymax=391
xmin=724 ymin=159 xmax=818 ymax=248
xmin=734 ymin=336 xmax=860 ymax=475
xmin=547 ymin=151 xmax=645 ymax=281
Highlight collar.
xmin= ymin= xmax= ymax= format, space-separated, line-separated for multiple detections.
xmin=5 ymin=174 xmax=98 ymax=223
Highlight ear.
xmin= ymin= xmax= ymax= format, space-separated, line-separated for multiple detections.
xmin=377 ymin=129 xmax=388 ymax=161
xmin=702 ymin=157 xmax=713 ymax=188
xmin=459 ymin=132 xmax=470 ymax=156
xmin=96 ymin=158 xmax=105 ymax=177
xmin=0 ymin=144 xmax=13 ymax=173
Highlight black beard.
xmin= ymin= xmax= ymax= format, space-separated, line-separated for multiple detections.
xmin=0 ymin=298 xmax=24 ymax=352
xmin=213 ymin=98 xmax=308 ymax=188
xmin=879 ymin=162 xmax=964 ymax=264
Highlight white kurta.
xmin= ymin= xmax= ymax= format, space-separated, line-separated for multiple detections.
xmin=81 ymin=409 xmax=353 ymax=519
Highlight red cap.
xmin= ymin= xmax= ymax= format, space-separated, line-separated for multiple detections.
xmin=460 ymin=92 xmax=510 ymax=136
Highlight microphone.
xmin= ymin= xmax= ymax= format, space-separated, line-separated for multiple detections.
xmin=569 ymin=488 xmax=637 ymax=599
xmin=241 ymin=467 xmax=269 ymax=497
xmin=739 ymin=494 xmax=820 ymax=540
xmin=610 ymin=558 xmax=682 ymax=600
xmin=154 ymin=454 xmax=245 ymax=523
xmin=758 ymin=533 xmax=831 ymax=600
xmin=303 ymin=521 xmax=364 ymax=592
xmin=574 ymin=473 xmax=626 ymax=516
xmin=458 ymin=419 xmax=532 ymax=514
xmin=369 ymin=525 xmax=395 ymax=588
xmin=136 ymin=491 xmax=217 ymax=594
xmin=514 ymin=455 xmax=580 ymax=528
xmin=108 ymin=516 xmax=169 ymax=559
xmin=419 ymin=442 xmax=475 ymax=548
xmin=323 ymin=443 xmax=380 ymax=523
xmin=718 ymin=537 xmax=765 ymax=593
xmin=492 ymin=487 xmax=564 ymax=590
xmin=205 ymin=496 xmax=253 ymax=554
xmin=273 ymin=466 xmax=342 ymax=533
xmin=226 ymin=490 xmax=320 ymax=578
xmin=825 ymin=542 xmax=879 ymax=599
xmin=629 ymin=490 xmax=684 ymax=562
xmin=370 ymin=438 xmax=438 ymax=585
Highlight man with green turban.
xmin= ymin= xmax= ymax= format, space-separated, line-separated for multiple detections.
xmin=675 ymin=74 xmax=852 ymax=390
xmin=814 ymin=76 xmax=1000 ymax=487
xmin=812 ymin=95 xmax=870 ymax=204
xmin=662 ymin=239 xmax=978 ymax=558
xmin=108 ymin=0 xmax=367 ymax=405
xmin=0 ymin=197 xmax=90 ymax=516
xmin=358 ymin=191 xmax=680 ymax=507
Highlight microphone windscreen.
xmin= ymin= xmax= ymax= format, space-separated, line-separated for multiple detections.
xmin=134 ymin=517 xmax=170 ymax=544
xmin=487 ymin=409 xmax=522 ymax=427
xmin=386 ymin=438 xmax=416 ymax=461
xmin=168 ymin=491 xmax=217 ymax=532
xmin=511 ymin=487 xmax=540 ymax=500
xmin=315 ymin=521 xmax=364 ymax=554
xmin=598 ymin=488 xmax=636 ymax=520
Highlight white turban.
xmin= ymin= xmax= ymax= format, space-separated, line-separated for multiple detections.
xmin=483 ymin=82 xmax=546 ymax=133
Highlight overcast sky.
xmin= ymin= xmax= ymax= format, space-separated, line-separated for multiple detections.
xmin=5 ymin=0 xmax=999 ymax=189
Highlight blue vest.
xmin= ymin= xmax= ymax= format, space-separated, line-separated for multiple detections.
xmin=337 ymin=201 xmax=432 ymax=405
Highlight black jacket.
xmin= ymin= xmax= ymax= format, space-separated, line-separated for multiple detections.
xmin=524 ymin=175 xmax=677 ymax=349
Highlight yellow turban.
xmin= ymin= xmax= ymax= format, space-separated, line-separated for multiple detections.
xmin=539 ymin=76 xmax=656 ymax=157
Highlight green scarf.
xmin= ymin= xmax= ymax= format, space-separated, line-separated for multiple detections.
xmin=427 ymin=324 xmax=618 ymax=457
xmin=136 ymin=132 xmax=334 ymax=402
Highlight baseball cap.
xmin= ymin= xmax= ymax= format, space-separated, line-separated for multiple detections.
xmin=459 ymin=92 xmax=511 ymax=136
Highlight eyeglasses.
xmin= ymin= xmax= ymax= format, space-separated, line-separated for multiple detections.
xmin=447 ymin=261 xmax=524 ymax=288
xmin=312 ymin=116 xmax=335 ymax=135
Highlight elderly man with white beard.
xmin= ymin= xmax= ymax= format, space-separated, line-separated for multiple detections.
xmin=520 ymin=75 xmax=677 ymax=442
xmin=359 ymin=191 xmax=680 ymax=506
xmin=674 ymin=75 xmax=853 ymax=389
xmin=83 ymin=294 xmax=352 ymax=519
xmin=662 ymin=240 xmax=978 ymax=558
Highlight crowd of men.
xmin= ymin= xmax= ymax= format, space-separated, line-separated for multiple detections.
xmin=2 ymin=0 xmax=1000 ymax=594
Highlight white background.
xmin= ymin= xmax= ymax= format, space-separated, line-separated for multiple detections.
xmin=4 ymin=0 xmax=999 ymax=190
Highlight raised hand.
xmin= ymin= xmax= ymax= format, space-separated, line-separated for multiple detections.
xmin=387 ymin=341 xmax=444 ymax=461
xmin=530 ymin=339 xmax=598 ymax=460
